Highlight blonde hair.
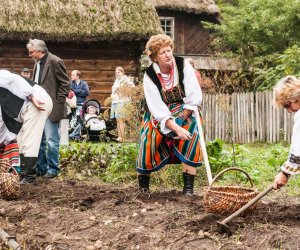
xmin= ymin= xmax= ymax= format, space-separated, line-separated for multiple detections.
xmin=115 ymin=66 xmax=125 ymax=74
xmin=72 ymin=70 xmax=81 ymax=76
xmin=274 ymin=75 xmax=300 ymax=106
xmin=145 ymin=34 xmax=174 ymax=61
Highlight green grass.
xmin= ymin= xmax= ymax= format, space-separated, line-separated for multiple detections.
xmin=59 ymin=140 xmax=300 ymax=195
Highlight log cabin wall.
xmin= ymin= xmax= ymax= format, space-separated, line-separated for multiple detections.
xmin=0 ymin=40 xmax=144 ymax=104
xmin=157 ymin=10 xmax=216 ymax=55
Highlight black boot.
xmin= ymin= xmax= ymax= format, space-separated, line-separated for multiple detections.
xmin=182 ymin=172 xmax=195 ymax=196
xmin=138 ymin=175 xmax=150 ymax=192
xmin=20 ymin=157 xmax=38 ymax=185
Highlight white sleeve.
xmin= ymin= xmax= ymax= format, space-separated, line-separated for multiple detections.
xmin=182 ymin=59 xmax=202 ymax=112
xmin=143 ymin=73 xmax=173 ymax=134
xmin=290 ymin=111 xmax=300 ymax=154
xmin=281 ymin=111 xmax=300 ymax=175
xmin=0 ymin=70 xmax=34 ymax=99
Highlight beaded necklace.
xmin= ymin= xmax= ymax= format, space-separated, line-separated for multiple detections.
xmin=157 ymin=63 xmax=174 ymax=92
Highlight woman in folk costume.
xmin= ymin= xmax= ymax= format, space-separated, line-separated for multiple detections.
xmin=136 ymin=34 xmax=203 ymax=196
xmin=0 ymin=69 xmax=52 ymax=184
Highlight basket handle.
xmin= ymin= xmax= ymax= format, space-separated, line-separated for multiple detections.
xmin=208 ymin=167 xmax=254 ymax=190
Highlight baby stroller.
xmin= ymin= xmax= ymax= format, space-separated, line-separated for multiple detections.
xmin=69 ymin=99 xmax=116 ymax=142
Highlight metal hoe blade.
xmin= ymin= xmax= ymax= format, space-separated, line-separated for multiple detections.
xmin=217 ymin=221 xmax=232 ymax=236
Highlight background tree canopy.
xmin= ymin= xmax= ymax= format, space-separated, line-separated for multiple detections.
xmin=207 ymin=0 xmax=300 ymax=91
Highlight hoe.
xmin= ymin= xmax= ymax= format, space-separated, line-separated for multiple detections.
xmin=217 ymin=185 xmax=274 ymax=236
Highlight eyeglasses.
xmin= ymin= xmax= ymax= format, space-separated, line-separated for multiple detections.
xmin=282 ymin=102 xmax=291 ymax=109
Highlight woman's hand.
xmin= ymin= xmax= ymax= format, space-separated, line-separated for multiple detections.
xmin=273 ymin=172 xmax=289 ymax=189
xmin=31 ymin=96 xmax=46 ymax=111
xmin=175 ymin=126 xmax=192 ymax=141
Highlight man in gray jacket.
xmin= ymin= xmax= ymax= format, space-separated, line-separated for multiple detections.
xmin=27 ymin=39 xmax=70 ymax=178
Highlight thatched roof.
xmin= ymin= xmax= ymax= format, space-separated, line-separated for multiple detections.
xmin=146 ymin=0 xmax=220 ymax=15
xmin=0 ymin=0 xmax=162 ymax=42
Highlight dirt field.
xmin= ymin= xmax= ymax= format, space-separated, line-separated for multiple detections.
xmin=1 ymin=179 xmax=300 ymax=250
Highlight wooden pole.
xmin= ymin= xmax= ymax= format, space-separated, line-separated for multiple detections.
xmin=195 ymin=109 xmax=213 ymax=185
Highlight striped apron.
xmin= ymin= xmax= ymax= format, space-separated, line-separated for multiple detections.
xmin=0 ymin=141 xmax=19 ymax=168
xmin=136 ymin=102 xmax=203 ymax=174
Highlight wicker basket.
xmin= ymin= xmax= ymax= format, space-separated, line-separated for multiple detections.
xmin=0 ymin=160 xmax=20 ymax=200
xmin=203 ymin=167 xmax=259 ymax=215
xmin=0 ymin=173 xmax=20 ymax=200
xmin=0 ymin=158 xmax=10 ymax=173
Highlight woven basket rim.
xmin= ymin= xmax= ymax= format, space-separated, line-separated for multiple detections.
xmin=205 ymin=185 xmax=257 ymax=192
xmin=204 ymin=186 xmax=259 ymax=200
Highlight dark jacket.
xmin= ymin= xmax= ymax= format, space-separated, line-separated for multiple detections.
xmin=33 ymin=52 xmax=70 ymax=121
xmin=70 ymin=80 xmax=89 ymax=105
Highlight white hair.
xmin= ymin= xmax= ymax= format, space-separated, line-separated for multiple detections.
xmin=26 ymin=39 xmax=48 ymax=52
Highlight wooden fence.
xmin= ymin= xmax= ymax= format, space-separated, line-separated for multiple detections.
xmin=201 ymin=91 xmax=294 ymax=143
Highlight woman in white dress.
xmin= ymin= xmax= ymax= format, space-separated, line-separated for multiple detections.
xmin=110 ymin=66 xmax=135 ymax=142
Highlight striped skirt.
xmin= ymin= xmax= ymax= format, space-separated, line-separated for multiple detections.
xmin=136 ymin=103 xmax=203 ymax=174
xmin=0 ymin=141 xmax=19 ymax=169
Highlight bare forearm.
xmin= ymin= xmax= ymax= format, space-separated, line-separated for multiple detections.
xmin=183 ymin=109 xmax=193 ymax=120
xmin=165 ymin=118 xmax=192 ymax=141
xmin=165 ymin=119 xmax=181 ymax=134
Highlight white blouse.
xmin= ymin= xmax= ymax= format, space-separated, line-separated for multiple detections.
xmin=281 ymin=110 xmax=300 ymax=175
xmin=0 ymin=70 xmax=33 ymax=144
xmin=143 ymin=58 xmax=202 ymax=134
xmin=0 ymin=70 xmax=48 ymax=144
xmin=0 ymin=69 xmax=33 ymax=100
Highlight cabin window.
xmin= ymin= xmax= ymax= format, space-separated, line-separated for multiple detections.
xmin=160 ymin=17 xmax=175 ymax=40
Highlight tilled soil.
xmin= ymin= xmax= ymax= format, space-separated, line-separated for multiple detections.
xmin=1 ymin=179 xmax=300 ymax=249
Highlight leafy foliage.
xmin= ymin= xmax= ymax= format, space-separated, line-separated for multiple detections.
xmin=253 ymin=45 xmax=300 ymax=91
xmin=212 ymin=0 xmax=300 ymax=57
xmin=206 ymin=138 xmax=233 ymax=173
xmin=205 ymin=0 xmax=300 ymax=91
xmin=60 ymin=142 xmax=138 ymax=182
xmin=101 ymin=143 xmax=138 ymax=183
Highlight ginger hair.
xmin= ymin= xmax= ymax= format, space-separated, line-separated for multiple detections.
xmin=145 ymin=34 xmax=174 ymax=61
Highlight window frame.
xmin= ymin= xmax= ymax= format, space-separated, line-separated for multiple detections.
xmin=159 ymin=16 xmax=175 ymax=40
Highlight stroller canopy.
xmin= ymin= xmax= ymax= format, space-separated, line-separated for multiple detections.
xmin=81 ymin=99 xmax=101 ymax=116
